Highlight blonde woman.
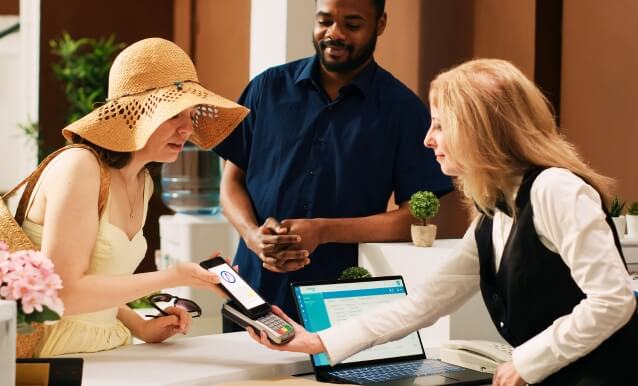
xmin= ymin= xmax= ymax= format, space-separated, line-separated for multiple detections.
xmin=248 ymin=59 xmax=638 ymax=386
xmin=22 ymin=38 xmax=248 ymax=356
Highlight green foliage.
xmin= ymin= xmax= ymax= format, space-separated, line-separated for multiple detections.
xmin=17 ymin=305 xmax=61 ymax=333
xmin=609 ymin=196 xmax=625 ymax=217
xmin=50 ymin=32 xmax=125 ymax=124
xmin=628 ymin=202 xmax=638 ymax=216
xmin=409 ymin=191 xmax=440 ymax=225
xmin=340 ymin=266 xmax=372 ymax=280
xmin=127 ymin=293 xmax=159 ymax=309
xmin=17 ymin=119 xmax=50 ymax=161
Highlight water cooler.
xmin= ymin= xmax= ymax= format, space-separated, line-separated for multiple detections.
xmin=158 ymin=147 xmax=239 ymax=335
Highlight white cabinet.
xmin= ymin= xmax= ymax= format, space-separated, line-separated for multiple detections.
xmin=159 ymin=214 xmax=239 ymax=335
xmin=621 ymin=239 xmax=638 ymax=272
xmin=0 ymin=300 xmax=16 ymax=386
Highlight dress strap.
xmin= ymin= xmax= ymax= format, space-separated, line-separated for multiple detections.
xmin=7 ymin=144 xmax=111 ymax=225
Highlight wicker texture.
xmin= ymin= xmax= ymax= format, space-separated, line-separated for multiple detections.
xmin=61 ymin=38 xmax=249 ymax=152
xmin=16 ymin=323 xmax=44 ymax=358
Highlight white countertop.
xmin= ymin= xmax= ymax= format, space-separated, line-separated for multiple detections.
xmin=62 ymin=332 xmax=312 ymax=386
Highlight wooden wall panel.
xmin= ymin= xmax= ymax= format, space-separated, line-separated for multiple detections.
xmin=562 ymin=0 xmax=638 ymax=203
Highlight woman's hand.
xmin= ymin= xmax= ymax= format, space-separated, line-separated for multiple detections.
xmin=246 ymin=305 xmax=326 ymax=354
xmin=134 ymin=306 xmax=192 ymax=343
xmin=167 ymin=254 xmax=228 ymax=299
xmin=493 ymin=361 xmax=527 ymax=386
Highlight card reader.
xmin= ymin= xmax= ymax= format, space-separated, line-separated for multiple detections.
xmin=222 ymin=302 xmax=295 ymax=344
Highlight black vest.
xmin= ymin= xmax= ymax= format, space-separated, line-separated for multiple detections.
xmin=475 ymin=168 xmax=638 ymax=386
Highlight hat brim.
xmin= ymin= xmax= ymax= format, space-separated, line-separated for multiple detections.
xmin=62 ymin=82 xmax=249 ymax=152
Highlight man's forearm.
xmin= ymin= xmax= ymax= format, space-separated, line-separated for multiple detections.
xmin=220 ymin=168 xmax=259 ymax=242
xmin=316 ymin=205 xmax=413 ymax=244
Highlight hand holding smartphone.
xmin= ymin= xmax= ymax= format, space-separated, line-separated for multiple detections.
xmin=199 ymin=256 xmax=295 ymax=344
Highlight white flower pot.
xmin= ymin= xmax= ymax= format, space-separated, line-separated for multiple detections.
xmin=411 ymin=224 xmax=437 ymax=247
xmin=612 ymin=216 xmax=626 ymax=238
xmin=627 ymin=215 xmax=638 ymax=239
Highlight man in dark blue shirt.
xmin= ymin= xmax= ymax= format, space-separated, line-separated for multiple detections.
xmin=214 ymin=0 xmax=452 ymax=328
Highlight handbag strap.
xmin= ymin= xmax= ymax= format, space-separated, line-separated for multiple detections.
xmin=2 ymin=144 xmax=111 ymax=225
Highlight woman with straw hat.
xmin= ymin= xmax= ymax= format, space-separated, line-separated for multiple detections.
xmin=21 ymin=37 xmax=249 ymax=356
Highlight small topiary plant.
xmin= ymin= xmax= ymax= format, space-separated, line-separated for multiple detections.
xmin=609 ymin=196 xmax=626 ymax=217
xmin=340 ymin=266 xmax=372 ymax=280
xmin=628 ymin=202 xmax=638 ymax=216
xmin=409 ymin=191 xmax=440 ymax=225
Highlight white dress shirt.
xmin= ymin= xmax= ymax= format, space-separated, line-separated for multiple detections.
xmin=317 ymin=168 xmax=636 ymax=384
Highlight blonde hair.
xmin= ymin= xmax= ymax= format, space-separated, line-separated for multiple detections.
xmin=429 ymin=58 xmax=613 ymax=215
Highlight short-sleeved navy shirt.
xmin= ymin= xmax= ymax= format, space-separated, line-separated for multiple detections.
xmin=215 ymin=55 xmax=452 ymax=317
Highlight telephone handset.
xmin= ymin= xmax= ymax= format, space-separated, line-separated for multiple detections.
xmin=439 ymin=340 xmax=513 ymax=374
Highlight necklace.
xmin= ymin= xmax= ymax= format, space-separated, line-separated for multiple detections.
xmin=117 ymin=170 xmax=142 ymax=219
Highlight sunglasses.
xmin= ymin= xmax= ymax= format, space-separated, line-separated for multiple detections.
xmin=145 ymin=293 xmax=202 ymax=318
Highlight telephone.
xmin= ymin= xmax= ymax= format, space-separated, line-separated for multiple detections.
xmin=439 ymin=340 xmax=512 ymax=374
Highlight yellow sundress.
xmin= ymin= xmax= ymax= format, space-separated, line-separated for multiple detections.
xmin=22 ymin=170 xmax=152 ymax=357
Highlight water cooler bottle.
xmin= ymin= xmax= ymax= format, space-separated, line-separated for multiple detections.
xmin=159 ymin=147 xmax=239 ymax=334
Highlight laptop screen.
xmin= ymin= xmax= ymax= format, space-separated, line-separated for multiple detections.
xmin=292 ymin=277 xmax=425 ymax=367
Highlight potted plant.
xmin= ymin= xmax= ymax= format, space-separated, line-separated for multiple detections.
xmin=340 ymin=266 xmax=372 ymax=280
xmin=0 ymin=241 xmax=64 ymax=358
xmin=609 ymin=196 xmax=626 ymax=238
xmin=409 ymin=191 xmax=440 ymax=247
xmin=627 ymin=202 xmax=638 ymax=239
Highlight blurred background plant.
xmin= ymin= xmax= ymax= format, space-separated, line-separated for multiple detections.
xmin=609 ymin=196 xmax=626 ymax=217
xmin=127 ymin=293 xmax=159 ymax=309
xmin=17 ymin=119 xmax=46 ymax=161
xmin=340 ymin=266 xmax=372 ymax=280
xmin=50 ymin=32 xmax=125 ymax=124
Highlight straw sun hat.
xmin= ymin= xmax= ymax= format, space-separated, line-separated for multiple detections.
xmin=61 ymin=37 xmax=249 ymax=152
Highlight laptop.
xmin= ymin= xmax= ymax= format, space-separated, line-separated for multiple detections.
xmin=291 ymin=276 xmax=493 ymax=385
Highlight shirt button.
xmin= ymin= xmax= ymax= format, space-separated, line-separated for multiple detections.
xmin=303 ymin=204 xmax=309 ymax=210
xmin=499 ymin=321 xmax=505 ymax=328
xmin=492 ymin=293 xmax=499 ymax=302
xmin=309 ymin=170 xmax=315 ymax=175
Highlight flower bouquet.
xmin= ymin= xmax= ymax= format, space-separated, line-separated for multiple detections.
xmin=0 ymin=241 xmax=64 ymax=357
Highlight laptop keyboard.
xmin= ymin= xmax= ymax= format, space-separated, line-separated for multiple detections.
xmin=329 ymin=360 xmax=466 ymax=384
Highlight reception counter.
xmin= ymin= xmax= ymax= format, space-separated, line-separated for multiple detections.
xmin=62 ymin=332 xmax=311 ymax=386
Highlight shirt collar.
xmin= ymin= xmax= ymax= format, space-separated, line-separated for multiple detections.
xmin=295 ymin=55 xmax=378 ymax=97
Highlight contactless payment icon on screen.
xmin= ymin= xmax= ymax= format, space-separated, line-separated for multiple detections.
xmin=220 ymin=270 xmax=236 ymax=283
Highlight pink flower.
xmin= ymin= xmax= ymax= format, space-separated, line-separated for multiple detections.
xmin=0 ymin=241 xmax=64 ymax=322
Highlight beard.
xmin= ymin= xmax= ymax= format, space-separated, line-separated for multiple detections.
xmin=313 ymin=32 xmax=377 ymax=73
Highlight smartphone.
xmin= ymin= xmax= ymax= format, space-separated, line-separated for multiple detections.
xmin=200 ymin=256 xmax=295 ymax=344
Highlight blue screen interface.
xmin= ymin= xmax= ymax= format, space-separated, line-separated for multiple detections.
xmin=294 ymin=279 xmax=424 ymax=366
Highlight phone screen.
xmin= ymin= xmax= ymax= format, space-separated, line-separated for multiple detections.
xmin=206 ymin=262 xmax=268 ymax=311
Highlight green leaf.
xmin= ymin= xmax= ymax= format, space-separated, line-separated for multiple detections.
xmin=23 ymin=306 xmax=61 ymax=324
xmin=49 ymin=33 xmax=126 ymax=124
xmin=339 ymin=266 xmax=372 ymax=280
xmin=409 ymin=191 xmax=440 ymax=223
